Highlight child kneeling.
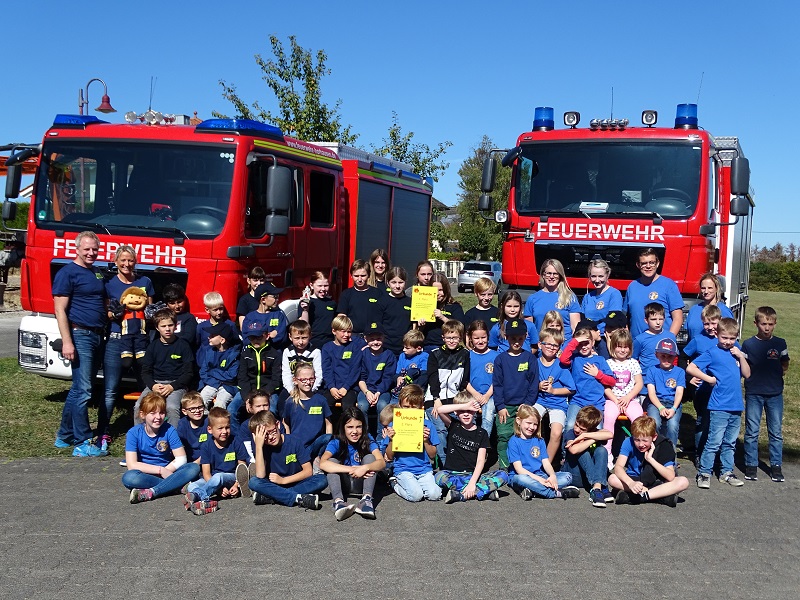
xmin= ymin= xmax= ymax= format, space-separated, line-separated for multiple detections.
xmin=247 ymin=410 xmax=327 ymax=510
xmin=435 ymin=391 xmax=509 ymax=503
xmin=608 ymin=415 xmax=689 ymax=507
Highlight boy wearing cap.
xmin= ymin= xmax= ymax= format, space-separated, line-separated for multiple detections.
xmin=492 ymin=319 xmax=539 ymax=469
xmin=228 ymin=317 xmax=281 ymax=430
xmin=633 ymin=302 xmax=679 ymax=376
xmin=598 ymin=311 xmax=628 ymax=359
xmin=245 ymin=282 xmax=289 ymax=348
xmin=198 ymin=322 xmax=241 ymax=409
xmin=644 ymin=338 xmax=686 ymax=449
xmin=357 ymin=323 xmax=397 ymax=431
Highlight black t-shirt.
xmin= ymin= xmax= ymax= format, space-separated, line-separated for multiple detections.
xmin=337 ymin=286 xmax=382 ymax=334
xmin=378 ymin=294 xmax=412 ymax=355
xmin=463 ymin=305 xmax=499 ymax=329
xmin=443 ymin=420 xmax=489 ymax=473
xmin=308 ymin=297 xmax=337 ymax=349
xmin=237 ymin=293 xmax=260 ymax=319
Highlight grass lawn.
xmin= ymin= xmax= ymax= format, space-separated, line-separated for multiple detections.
xmin=1 ymin=289 xmax=798 ymax=460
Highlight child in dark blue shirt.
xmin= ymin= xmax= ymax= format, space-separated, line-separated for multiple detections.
xmin=742 ymin=306 xmax=790 ymax=482
xmin=281 ymin=363 xmax=333 ymax=458
xmin=184 ymin=407 xmax=248 ymax=515
xmin=357 ymin=324 xmax=397 ymax=428
xmin=463 ymin=277 xmax=499 ymax=330
xmin=245 ymin=282 xmax=289 ymax=348
xmin=176 ymin=391 xmax=208 ymax=463
xmin=379 ymin=266 xmax=413 ymax=356
xmin=394 ymin=330 xmax=429 ymax=396
xmin=321 ymin=315 xmax=362 ymax=411
xmin=687 ymin=318 xmax=751 ymax=489
xmin=198 ymin=322 xmax=240 ymax=409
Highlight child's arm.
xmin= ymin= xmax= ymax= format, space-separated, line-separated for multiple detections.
xmin=281 ymin=350 xmax=294 ymax=392
xmin=613 ymin=453 xmax=644 ymax=494
xmin=584 ymin=361 xmax=617 ymax=387
xmin=462 ymin=447 xmax=487 ymax=500
xmin=730 ymin=345 xmax=751 ymax=379
xmin=423 ymin=425 xmax=437 ymax=459
xmin=565 ymin=429 xmax=613 ymax=454
xmin=201 ymin=462 xmax=212 ymax=482
xmin=270 ymin=461 xmax=312 ymax=485
xmin=541 ymin=457 xmax=559 ymax=489
xmin=644 ymin=443 xmax=676 ymax=482
xmin=281 ymin=419 xmax=291 ymax=435
xmin=685 ymin=362 xmax=715 ymax=386
xmin=438 ymin=400 xmax=481 ymax=427
xmin=511 ymin=460 xmax=545 ymax=483
xmin=324 ymin=418 xmax=333 ymax=435
xmin=351 ymin=449 xmax=386 ymax=479
xmin=253 ymin=425 xmax=267 ymax=478
xmin=559 ymin=337 xmax=581 ymax=367
xmin=319 ymin=449 xmax=353 ymax=475
xmin=618 ymin=374 xmax=644 ymax=408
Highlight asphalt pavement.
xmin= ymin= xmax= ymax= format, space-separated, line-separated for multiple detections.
xmin=1 ymin=456 xmax=798 ymax=599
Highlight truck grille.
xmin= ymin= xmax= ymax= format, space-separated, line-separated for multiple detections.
xmin=534 ymin=242 xmax=664 ymax=280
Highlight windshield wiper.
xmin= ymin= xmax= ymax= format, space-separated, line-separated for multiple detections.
xmin=61 ymin=220 xmax=112 ymax=235
xmin=603 ymin=210 xmax=664 ymax=221
xmin=117 ymin=224 xmax=190 ymax=239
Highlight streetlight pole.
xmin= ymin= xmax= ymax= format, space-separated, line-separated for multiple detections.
xmin=78 ymin=78 xmax=116 ymax=116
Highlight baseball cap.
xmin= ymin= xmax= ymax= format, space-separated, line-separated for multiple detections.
xmin=364 ymin=322 xmax=385 ymax=336
xmin=255 ymin=282 xmax=284 ymax=298
xmin=506 ymin=319 xmax=527 ymax=337
xmin=208 ymin=322 xmax=235 ymax=341
xmin=241 ymin=317 xmax=268 ymax=338
xmin=602 ymin=311 xmax=628 ymax=331
xmin=655 ymin=338 xmax=678 ymax=356
xmin=576 ymin=319 xmax=599 ymax=332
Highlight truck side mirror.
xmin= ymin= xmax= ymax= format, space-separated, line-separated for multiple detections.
xmin=730 ymin=195 xmax=750 ymax=217
xmin=264 ymin=165 xmax=292 ymax=236
xmin=501 ymin=146 xmax=522 ymax=168
xmin=5 ymin=164 xmax=21 ymax=199
xmin=2 ymin=200 xmax=17 ymax=221
xmin=730 ymin=156 xmax=750 ymax=197
xmin=478 ymin=193 xmax=493 ymax=212
xmin=481 ymin=158 xmax=497 ymax=193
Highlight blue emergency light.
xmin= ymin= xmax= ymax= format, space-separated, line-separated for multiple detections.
xmin=195 ymin=118 xmax=283 ymax=138
xmin=533 ymin=107 xmax=555 ymax=131
xmin=52 ymin=114 xmax=109 ymax=128
xmin=674 ymin=104 xmax=698 ymax=129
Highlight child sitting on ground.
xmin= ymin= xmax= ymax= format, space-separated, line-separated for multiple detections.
xmin=385 ymin=385 xmax=441 ymax=502
xmin=184 ymin=407 xmax=248 ymax=515
xmin=608 ymin=415 xmax=689 ymax=506
xmin=508 ymin=404 xmax=580 ymax=500
xmin=561 ymin=406 xmax=613 ymax=508
xmin=320 ymin=407 xmax=386 ymax=521
xmin=435 ymin=391 xmax=509 ymax=503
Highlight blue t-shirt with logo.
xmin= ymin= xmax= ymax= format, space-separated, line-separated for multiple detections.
xmin=325 ymin=435 xmax=380 ymax=466
xmin=580 ymin=286 xmax=623 ymax=333
xmin=125 ymin=422 xmax=183 ymax=467
xmin=690 ymin=344 xmax=745 ymax=412
xmin=469 ymin=348 xmax=500 ymax=394
xmin=51 ymin=261 xmax=107 ymax=328
xmin=257 ymin=434 xmax=311 ymax=478
xmin=176 ymin=417 xmax=208 ymax=462
xmin=536 ymin=357 xmax=575 ymax=411
xmin=281 ymin=393 xmax=332 ymax=447
xmin=524 ymin=289 xmax=580 ymax=340
xmin=507 ymin=435 xmax=549 ymax=475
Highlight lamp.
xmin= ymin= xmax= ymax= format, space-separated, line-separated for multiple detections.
xmin=78 ymin=78 xmax=116 ymax=115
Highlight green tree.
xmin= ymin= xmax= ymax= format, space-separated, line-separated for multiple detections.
xmin=371 ymin=112 xmax=452 ymax=182
xmin=214 ymin=35 xmax=358 ymax=144
xmin=453 ymin=136 xmax=511 ymax=259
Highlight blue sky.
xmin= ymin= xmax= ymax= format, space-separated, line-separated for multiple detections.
xmin=2 ymin=0 xmax=796 ymax=249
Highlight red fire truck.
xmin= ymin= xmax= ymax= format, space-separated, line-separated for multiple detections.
xmin=2 ymin=113 xmax=433 ymax=378
xmin=480 ymin=104 xmax=753 ymax=342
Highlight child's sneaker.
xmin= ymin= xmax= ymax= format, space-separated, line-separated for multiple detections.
xmin=719 ymin=472 xmax=744 ymax=487
xmin=297 ymin=494 xmax=320 ymax=510
xmin=744 ymin=466 xmax=758 ymax=481
xmin=253 ymin=492 xmax=274 ymax=505
xmin=355 ymin=496 xmax=376 ymax=519
xmin=129 ymin=488 xmax=154 ymax=504
xmin=660 ymin=494 xmax=678 ymax=508
xmin=601 ymin=488 xmax=614 ymax=503
xmin=333 ymin=501 xmax=356 ymax=521
xmin=445 ymin=489 xmax=464 ymax=504
xmin=615 ymin=490 xmax=631 ymax=505
xmin=696 ymin=473 xmax=711 ymax=489
xmin=519 ymin=488 xmax=533 ymax=501
xmin=235 ymin=462 xmax=252 ymax=498
xmin=486 ymin=490 xmax=500 ymax=501
xmin=590 ymin=488 xmax=606 ymax=508
xmin=190 ymin=500 xmax=219 ymax=516
xmin=771 ymin=465 xmax=785 ymax=483
xmin=72 ymin=439 xmax=108 ymax=457
xmin=560 ymin=485 xmax=581 ymax=499
xmin=183 ymin=491 xmax=198 ymax=510
xmin=119 ymin=459 xmax=127 ymax=467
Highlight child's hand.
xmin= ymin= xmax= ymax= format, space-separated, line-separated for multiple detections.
xmin=268 ymin=473 xmax=284 ymax=485
xmin=254 ymin=424 xmax=267 ymax=447
xmin=385 ymin=426 xmax=395 ymax=439
xmin=690 ymin=376 xmax=702 ymax=387
xmin=338 ymin=387 xmax=348 ymax=398
xmin=629 ymin=480 xmax=644 ymax=494
xmin=497 ymin=408 xmax=509 ymax=424
xmin=574 ymin=332 xmax=591 ymax=344
xmin=644 ymin=442 xmax=655 ymax=463
xmin=564 ymin=438 xmax=576 ymax=449
xmin=432 ymin=399 xmax=442 ymax=418
xmin=661 ymin=407 xmax=675 ymax=420
xmin=584 ymin=363 xmax=599 ymax=377
xmin=479 ymin=393 xmax=490 ymax=406
xmin=423 ymin=426 xmax=431 ymax=443
xmin=352 ymin=464 xmax=370 ymax=478
xmin=539 ymin=379 xmax=551 ymax=392
xmin=329 ymin=387 xmax=342 ymax=400
xmin=547 ymin=474 xmax=558 ymax=489
xmin=417 ymin=318 xmax=427 ymax=327
xmin=463 ymin=482 xmax=477 ymax=500
xmin=729 ymin=346 xmax=745 ymax=361
xmin=268 ymin=330 xmax=277 ymax=339
xmin=618 ymin=396 xmax=630 ymax=410
xmin=369 ymin=392 xmax=379 ymax=406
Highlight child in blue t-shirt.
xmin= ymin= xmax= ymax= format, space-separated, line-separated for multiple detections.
xmin=633 ymin=302 xmax=679 ymax=376
xmin=393 ymin=329 xmax=430 ymax=396
xmin=742 ymin=306 xmax=790 ymax=482
xmin=559 ymin=324 xmax=616 ymax=431
xmin=184 ymin=407 xmax=248 ymax=515
xmin=560 ymin=405 xmax=613 ymax=507
xmin=534 ymin=328 xmax=575 ymax=463
xmin=687 ymin=318 xmax=751 ymax=489
xmin=644 ymin=339 xmax=686 ymax=449
xmin=608 ymin=415 xmax=689 ymax=506
xmin=320 ymin=407 xmax=386 ymax=521
xmin=385 ymin=385 xmax=441 ymax=502
xmin=508 ymin=404 xmax=579 ymax=500
xmin=321 ymin=315 xmax=362 ymax=411
xmin=489 ymin=290 xmax=537 ymax=352
xmin=465 ymin=321 xmax=499 ymax=436
xmin=281 ymin=363 xmax=333 ymax=458
xmin=357 ymin=324 xmax=397 ymax=427
xmin=176 ymin=391 xmax=208 ymax=463
xmin=247 ymin=410 xmax=327 ymax=509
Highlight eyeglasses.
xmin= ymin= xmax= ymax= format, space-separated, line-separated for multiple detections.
xmin=638 ymin=260 xmax=658 ymax=267
xmin=295 ymin=377 xmax=316 ymax=383
xmin=184 ymin=406 xmax=204 ymax=413
xmin=443 ymin=336 xmax=461 ymax=341
xmin=543 ymin=272 xmax=559 ymax=277
xmin=540 ymin=342 xmax=559 ymax=349
xmin=264 ymin=427 xmax=280 ymax=438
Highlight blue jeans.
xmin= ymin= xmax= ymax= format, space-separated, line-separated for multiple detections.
xmin=357 ymin=392 xmax=392 ymax=421
xmin=565 ymin=402 xmax=583 ymax=433
xmin=480 ymin=397 xmax=496 ymax=437
xmin=698 ymin=410 xmax=741 ymax=476
xmin=744 ymin=393 xmax=784 ymax=467
xmin=121 ymin=462 xmax=201 ymax=498
xmin=645 ymin=401 xmax=682 ymax=449
xmin=227 ymin=392 xmax=245 ymax=431
xmin=511 ymin=471 xmax=573 ymax=499
xmin=309 ymin=433 xmax=332 ymax=459
xmin=561 ymin=445 xmax=608 ymax=489
xmin=187 ymin=471 xmax=237 ymax=501
xmin=98 ymin=335 xmax=122 ymax=439
xmin=393 ymin=470 xmax=441 ymax=502
xmin=57 ymin=329 xmax=104 ymax=444
xmin=248 ymin=474 xmax=327 ymax=506
xmin=425 ymin=406 xmax=447 ymax=466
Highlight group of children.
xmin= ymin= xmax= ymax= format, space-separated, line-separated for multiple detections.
xmin=118 ymin=256 xmax=790 ymax=519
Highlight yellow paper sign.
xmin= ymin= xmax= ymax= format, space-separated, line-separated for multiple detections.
xmin=391 ymin=408 xmax=425 ymax=453
xmin=410 ymin=285 xmax=437 ymax=322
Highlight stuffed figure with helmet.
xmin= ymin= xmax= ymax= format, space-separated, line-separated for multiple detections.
xmin=119 ymin=286 xmax=149 ymax=369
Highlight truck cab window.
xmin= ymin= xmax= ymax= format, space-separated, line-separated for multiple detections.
xmin=309 ymin=171 xmax=335 ymax=228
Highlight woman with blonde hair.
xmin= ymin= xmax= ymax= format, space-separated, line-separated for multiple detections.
xmin=523 ymin=259 xmax=580 ymax=341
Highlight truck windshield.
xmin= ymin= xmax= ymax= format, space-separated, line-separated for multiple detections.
xmin=33 ymin=141 xmax=235 ymax=238
xmin=515 ymin=141 xmax=702 ymax=218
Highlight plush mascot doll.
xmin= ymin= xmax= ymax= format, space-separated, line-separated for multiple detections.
xmin=119 ymin=286 xmax=149 ymax=369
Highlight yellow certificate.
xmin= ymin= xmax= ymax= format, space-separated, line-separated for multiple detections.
xmin=410 ymin=285 xmax=437 ymax=322
xmin=391 ymin=408 xmax=425 ymax=453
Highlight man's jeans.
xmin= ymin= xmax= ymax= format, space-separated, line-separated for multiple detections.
xmin=57 ymin=329 xmax=104 ymax=444
xmin=744 ymin=393 xmax=784 ymax=467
